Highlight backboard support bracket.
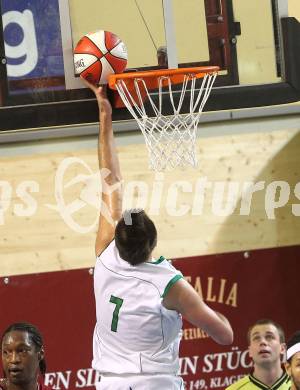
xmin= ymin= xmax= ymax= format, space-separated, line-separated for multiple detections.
xmin=162 ymin=0 xmax=178 ymax=69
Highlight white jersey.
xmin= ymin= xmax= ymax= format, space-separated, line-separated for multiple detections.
xmin=92 ymin=240 xmax=183 ymax=375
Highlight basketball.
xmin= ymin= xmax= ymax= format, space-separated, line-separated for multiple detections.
xmin=74 ymin=30 xmax=128 ymax=85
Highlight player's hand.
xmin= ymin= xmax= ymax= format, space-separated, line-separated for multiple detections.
xmin=80 ymin=76 xmax=112 ymax=116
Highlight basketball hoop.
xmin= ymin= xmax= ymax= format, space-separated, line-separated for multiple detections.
xmin=109 ymin=66 xmax=219 ymax=171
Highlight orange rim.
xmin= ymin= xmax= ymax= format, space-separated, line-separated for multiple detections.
xmin=108 ymin=66 xmax=219 ymax=90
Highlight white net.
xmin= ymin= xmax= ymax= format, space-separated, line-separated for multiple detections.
xmin=115 ymin=72 xmax=217 ymax=171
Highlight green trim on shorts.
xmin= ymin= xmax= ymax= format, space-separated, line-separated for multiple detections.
xmin=162 ymin=274 xmax=183 ymax=298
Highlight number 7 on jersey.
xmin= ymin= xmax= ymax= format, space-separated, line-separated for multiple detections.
xmin=109 ymin=295 xmax=124 ymax=332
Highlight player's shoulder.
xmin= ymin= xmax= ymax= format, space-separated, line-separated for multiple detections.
xmin=226 ymin=375 xmax=251 ymax=390
xmin=139 ymin=256 xmax=183 ymax=297
xmin=144 ymin=256 xmax=182 ymax=280
xmin=96 ymin=239 xmax=114 ymax=259
xmin=146 ymin=256 xmax=178 ymax=271
xmin=147 ymin=256 xmax=170 ymax=267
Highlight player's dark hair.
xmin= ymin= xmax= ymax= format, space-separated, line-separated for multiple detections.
xmin=115 ymin=209 xmax=157 ymax=265
xmin=247 ymin=318 xmax=285 ymax=344
xmin=1 ymin=322 xmax=47 ymax=376
xmin=286 ymin=330 xmax=300 ymax=363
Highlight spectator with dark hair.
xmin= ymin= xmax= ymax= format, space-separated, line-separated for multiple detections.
xmin=285 ymin=331 xmax=300 ymax=390
xmin=0 ymin=322 xmax=53 ymax=390
xmin=157 ymin=45 xmax=168 ymax=67
xmin=226 ymin=319 xmax=290 ymax=390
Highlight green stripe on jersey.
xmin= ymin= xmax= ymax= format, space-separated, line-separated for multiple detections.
xmin=152 ymin=256 xmax=166 ymax=264
xmin=162 ymin=274 xmax=183 ymax=298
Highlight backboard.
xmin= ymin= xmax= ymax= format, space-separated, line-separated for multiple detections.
xmin=0 ymin=0 xmax=299 ymax=132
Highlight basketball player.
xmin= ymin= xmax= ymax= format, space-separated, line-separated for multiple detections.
xmin=226 ymin=319 xmax=290 ymax=390
xmin=82 ymin=77 xmax=233 ymax=390
xmin=285 ymin=331 xmax=300 ymax=390
xmin=0 ymin=322 xmax=53 ymax=390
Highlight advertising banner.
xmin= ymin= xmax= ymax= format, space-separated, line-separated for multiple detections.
xmin=0 ymin=245 xmax=299 ymax=389
xmin=1 ymin=0 xmax=64 ymax=93
xmin=175 ymin=246 xmax=299 ymax=389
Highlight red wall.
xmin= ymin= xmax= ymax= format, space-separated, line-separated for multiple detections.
xmin=1 ymin=245 xmax=299 ymax=389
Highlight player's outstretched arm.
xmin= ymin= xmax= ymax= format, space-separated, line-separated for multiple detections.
xmin=81 ymin=78 xmax=123 ymax=256
xmin=163 ymin=279 xmax=233 ymax=345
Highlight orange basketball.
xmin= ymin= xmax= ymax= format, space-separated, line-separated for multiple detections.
xmin=74 ymin=30 xmax=128 ymax=85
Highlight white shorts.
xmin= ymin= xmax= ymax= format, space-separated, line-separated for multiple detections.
xmin=95 ymin=374 xmax=185 ymax=390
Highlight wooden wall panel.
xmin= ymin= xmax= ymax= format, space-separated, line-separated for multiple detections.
xmin=1 ymin=128 xmax=300 ymax=276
